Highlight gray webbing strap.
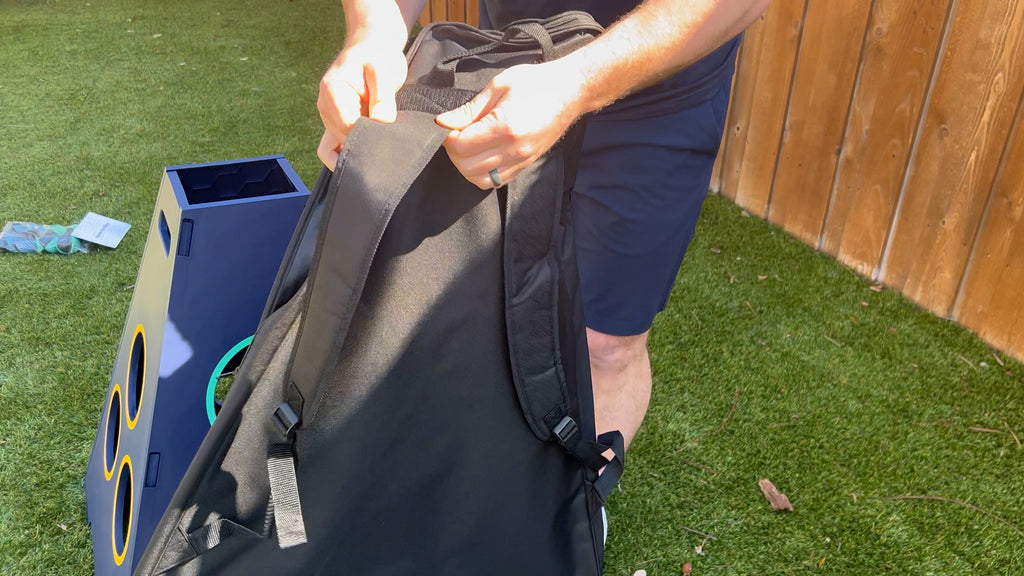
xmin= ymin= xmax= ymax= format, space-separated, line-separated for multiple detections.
xmin=185 ymin=518 xmax=261 ymax=555
xmin=267 ymin=443 xmax=308 ymax=548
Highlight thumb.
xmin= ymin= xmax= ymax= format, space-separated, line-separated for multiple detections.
xmin=366 ymin=60 xmax=403 ymax=123
xmin=436 ymin=86 xmax=496 ymax=130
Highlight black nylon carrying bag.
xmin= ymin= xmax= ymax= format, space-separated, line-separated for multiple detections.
xmin=134 ymin=12 xmax=624 ymax=576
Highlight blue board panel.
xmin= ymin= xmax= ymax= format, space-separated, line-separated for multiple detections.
xmin=84 ymin=155 xmax=309 ymax=575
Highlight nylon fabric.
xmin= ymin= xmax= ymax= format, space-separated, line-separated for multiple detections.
xmin=134 ymin=13 xmax=623 ymax=576
xmin=289 ymin=111 xmax=449 ymax=424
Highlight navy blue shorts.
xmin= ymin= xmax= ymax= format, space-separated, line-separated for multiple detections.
xmin=571 ymin=82 xmax=731 ymax=336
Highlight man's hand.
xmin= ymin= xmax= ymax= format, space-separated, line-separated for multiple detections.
xmin=436 ymin=61 xmax=586 ymax=190
xmin=317 ymin=42 xmax=408 ymax=169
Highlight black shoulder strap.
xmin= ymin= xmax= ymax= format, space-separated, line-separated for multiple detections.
xmin=503 ymin=138 xmax=624 ymax=488
xmin=261 ymin=111 xmax=448 ymax=549
xmin=503 ymin=156 xmax=571 ymax=443
xmin=286 ymin=111 xmax=449 ymax=421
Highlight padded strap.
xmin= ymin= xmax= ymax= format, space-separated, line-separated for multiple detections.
xmin=262 ymin=111 xmax=449 ymax=554
xmin=503 ymin=156 xmax=570 ymax=442
xmin=288 ymin=111 xmax=450 ymax=420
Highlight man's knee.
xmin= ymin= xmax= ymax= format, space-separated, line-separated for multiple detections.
xmin=585 ymin=328 xmax=649 ymax=373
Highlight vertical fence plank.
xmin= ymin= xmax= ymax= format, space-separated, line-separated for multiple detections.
xmin=710 ymin=70 xmax=739 ymax=194
xmin=954 ymin=101 xmax=1024 ymax=357
xmin=767 ymin=0 xmax=873 ymax=246
xmin=720 ymin=0 xmax=807 ymax=216
xmin=431 ymin=0 xmax=448 ymax=22
xmin=881 ymin=0 xmax=1024 ymax=316
xmin=710 ymin=136 xmax=726 ymax=194
xmin=447 ymin=0 xmax=466 ymax=24
xmin=418 ymin=4 xmax=432 ymax=28
xmin=821 ymin=0 xmax=951 ymax=277
xmin=719 ymin=12 xmax=765 ymax=201
xmin=420 ymin=2 xmax=478 ymax=26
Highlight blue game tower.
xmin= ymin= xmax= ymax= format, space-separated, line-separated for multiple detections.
xmin=84 ymin=156 xmax=309 ymax=575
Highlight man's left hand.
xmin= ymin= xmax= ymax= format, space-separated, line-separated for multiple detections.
xmin=436 ymin=61 xmax=586 ymax=190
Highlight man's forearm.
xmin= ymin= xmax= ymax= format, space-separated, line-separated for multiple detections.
xmin=341 ymin=0 xmax=427 ymax=48
xmin=559 ymin=0 xmax=770 ymax=115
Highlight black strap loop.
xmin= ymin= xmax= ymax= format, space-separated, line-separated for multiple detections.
xmin=552 ymin=419 xmax=625 ymax=504
xmin=593 ymin=431 xmax=625 ymax=505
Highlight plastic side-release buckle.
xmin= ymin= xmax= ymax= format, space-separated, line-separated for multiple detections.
xmin=553 ymin=415 xmax=579 ymax=448
xmin=272 ymin=402 xmax=300 ymax=440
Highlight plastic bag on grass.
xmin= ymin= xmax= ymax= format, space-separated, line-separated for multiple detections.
xmin=0 ymin=222 xmax=91 ymax=254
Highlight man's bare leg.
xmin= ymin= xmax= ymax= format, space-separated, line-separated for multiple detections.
xmin=587 ymin=328 xmax=652 ymax=450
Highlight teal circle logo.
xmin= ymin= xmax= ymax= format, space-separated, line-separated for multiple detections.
xmin=206 ymin=336 xmax=253 ymax=425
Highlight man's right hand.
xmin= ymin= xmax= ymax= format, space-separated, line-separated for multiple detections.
xmin=317 ymin=41 xmax=408 ymax=170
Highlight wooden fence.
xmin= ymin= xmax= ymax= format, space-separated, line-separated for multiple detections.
xmin=422 ymin=1 xmax=1024 ymax=361
xmin=714 ymin=0 xmax=1024 ymax=361
xmin=418 ymin=1 xmax=478 ymax=28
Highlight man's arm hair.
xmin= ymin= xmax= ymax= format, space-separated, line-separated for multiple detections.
xmin=558 ymin=0 xmax=770 ymax=115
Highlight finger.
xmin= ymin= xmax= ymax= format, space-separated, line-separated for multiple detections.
xmin=365 ymin=59 xmax=404 ymax=123
xmin=318 ymin=90 xmax=360 ymax=142
xmin=436 ymin=84 xmax=499 ymax=130
xmin=452 ymin=153 xmax=527 ymax=191
xmin=478 ymin=156 xmax=532 ymax=190
xmin=317 ymin=131 xmax=342 ymax=170
xmin=445 ymin=148 xmax=504 ymax=180
xmin=448 ymin=110 xmax=514 ymax=154
xmin=463 ymin=162 xmax=523 ymax=191
xmin=442 ymin=110 xmax=513 ymax=161
xmin=318 ymin=70 xmax=367 ymax=138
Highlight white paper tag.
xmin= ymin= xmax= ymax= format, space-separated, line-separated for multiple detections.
xmin=71 ymin=212 xmax=131 ymax=248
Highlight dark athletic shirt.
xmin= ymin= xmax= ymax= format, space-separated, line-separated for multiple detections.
xmin=478 ymin=0 xmax=740 ymax=119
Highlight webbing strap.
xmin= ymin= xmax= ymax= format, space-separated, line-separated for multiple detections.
xmin=287 ymin=111 xmax=450 ymax=422
xmin=593 ymin=431 xmax=625 ymax=505
xmin=185 ymin=518 xmax=261 ymax=555
xmin=267 ymin=443 xmax=308 ymax=548
xmin=152 ymin=518 xmax=263 ymax=574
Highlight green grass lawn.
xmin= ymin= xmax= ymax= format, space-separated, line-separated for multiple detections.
xmin=1 ymin=1 xmax=1022 ymax=574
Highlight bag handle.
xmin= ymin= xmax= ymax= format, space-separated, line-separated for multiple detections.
xmin=440 ymin=24 xmax=555 ymax=66
xmin=431 ymin=22 xmax=556 ymax=87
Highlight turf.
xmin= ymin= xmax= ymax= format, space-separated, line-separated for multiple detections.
xmin=0 ymin=1 xmax=1022 ymax=574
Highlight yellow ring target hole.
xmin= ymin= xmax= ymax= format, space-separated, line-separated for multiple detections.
xmin=125 ymin=324 xmax=146 ymax=430
xmin=103 ymin=385 xmax=122 ymax=481
xmin=111 ymin=455 xmax=134 ymax=566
